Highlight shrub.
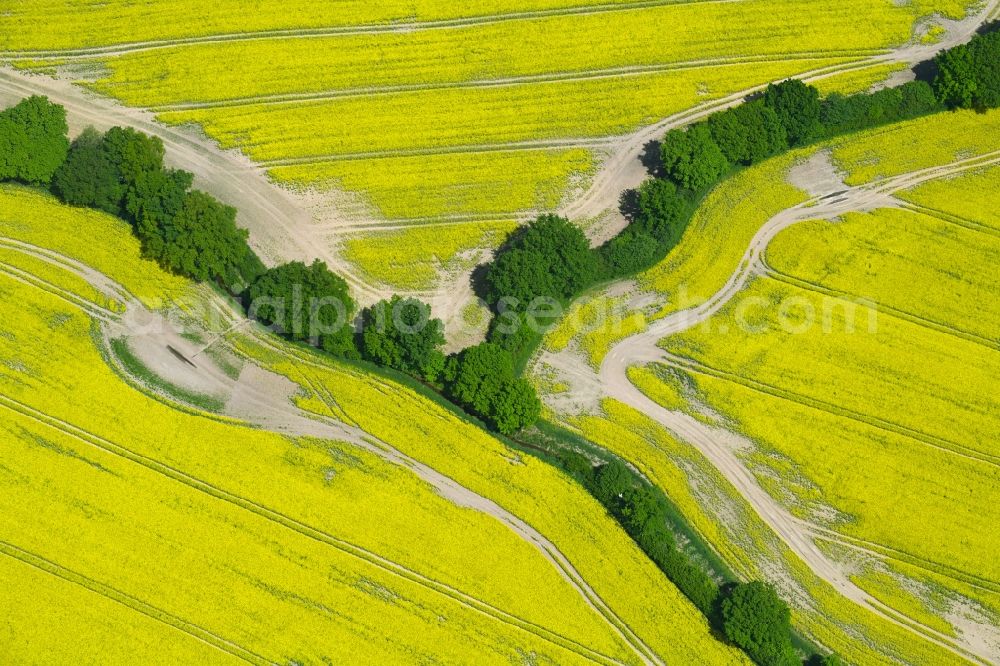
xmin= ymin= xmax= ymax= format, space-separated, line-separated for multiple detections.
xmin=820 ymin=81 xmax=941 ymax=136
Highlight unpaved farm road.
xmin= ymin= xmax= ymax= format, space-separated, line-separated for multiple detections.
xmin=560 ymin=0 xmax=1000 ymax=234
xmin=0 ymin=237 xmax=661 ymax=666
xmin=596 ymin=150 xmax=1000 ymax=664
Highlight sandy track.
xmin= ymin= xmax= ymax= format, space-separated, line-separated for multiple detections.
xmin=0 ymin=240 xmax=659 ymax=666
xmin=561 ymin=0 xmax=1000 ymax=234
xmin=593 ymin=151 xmax=1000 ymax=663
xmin=0 ymin=69 xmax=392 ymax=304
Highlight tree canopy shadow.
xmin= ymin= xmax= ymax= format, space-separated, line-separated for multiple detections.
xmin=640 ymin=140 xmax=664 ymax=177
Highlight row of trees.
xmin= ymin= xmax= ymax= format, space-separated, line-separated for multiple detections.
xmin=51 ymin=125 xmax=266 ymax=292
xmin=248 ymin=263 xmax=540 ymax=434
xmin=0 ymin=95 xmax=542 ymax=436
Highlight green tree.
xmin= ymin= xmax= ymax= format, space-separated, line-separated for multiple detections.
xmin=142 ymin=189 xmax=263 ymax=290
xmin=51 ymin=127 xmax=126 ymax=213
xmin=721 ymin=582 xmax=798 ymax=666
xmin=660 ymin=123 xmax=729 ymax=191
xmin=446 ymin=342 xmax=539 ymax=434
xmin=591 ymin=459 xmax=632 ymax=505
xmin=448 ymin=343 xmax=513 ymax=416
xmin=0 ymin=96 xmax=69 ymax=186
xmin=51 ymin=125 xmax=169 ymax=216
xmin=489 ymin=376 xmax=541 ymax=435
xmin=709 ymin=101 xmax=787 ymax=165
xmin=249 ymin=260 xmax=357 ymax=357
xmin=127 ymin=166 xmax=192 ymax=230
xmin=485 ymin=214 xmax=599 ymax=307
xmin=360 ymin=295 xmax=446 ymax=381
xmin=634 ymin=178 xmax=688 ymax=240
xmin=599 ymin=229 xmax=659 ymax=276
xmin=763 ymin=79 xmax=822 ymax=146
xmin=934 ymin=30 xmax=1000 ymax=109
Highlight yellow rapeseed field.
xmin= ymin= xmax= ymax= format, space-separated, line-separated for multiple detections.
xmin=899 ymin=163 xmax=1000 ymax=232
xmin=84 ymin=0 xmax=924 ymax=107
xmin=234 ymin=333 xmax=749 ymax=664
xmin=271 ymin=148 xmax=595 ymax=218
xmin=831 ymin=108 xmax=1000 ymax=185
xmin=341 ymin=220 xmax=517 ymax=290
xmin=570 ymin=399 xmax=969 ymax=666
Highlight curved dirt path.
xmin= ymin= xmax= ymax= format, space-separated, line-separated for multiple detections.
xmin=561 ymin=0 xmax=1000 ymax=235
xmin=0 ymin=68 xmax=388 ymax=302
xmin=594 ymin=151 xmax=1000 ymax=664
xmin=0 ymin=238 xmax=661 ymax=666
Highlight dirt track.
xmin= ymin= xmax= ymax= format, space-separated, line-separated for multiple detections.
xmin=0 ymin=234 xmax=662 ymax=666
xmin=560 ymin=0 xmax=1000 ymax=237
xmin=2 ymin=2 xmax=999 ymax=658
xmin=593 ymin=150 xmax=1000 ymax=663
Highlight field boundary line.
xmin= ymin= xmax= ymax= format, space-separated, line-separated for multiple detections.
xmin=899 ymin=202 xmax=1000 ymax=239
xmin=0 ymin=539 xmax=267 ymax=664
xmin=148 ymin=52 xmax=879 ymax=111
xmin=657 ymin=353 xmax=1000 ymax=469
xmin=247 ymin=334 xmax=663 ymax=666
xmin=234 ymin=323 xmax=668 ymax=666
xmin=0 ymin=237 xmax=135 ymax=308
xmin=0 ymin=0 xmax=740 ymax=60
xmin=256 ymin=138 xmax=617 ymax=166
xmin=760 ymin=263 xmax=1000 ymax=352
xmin=804 ymin=525 xmax=1000 ymax=595
xmin=0 ymin=392 xmax=632 ymax=666
xmin=0 ymin=262 xmax=118 ymax=322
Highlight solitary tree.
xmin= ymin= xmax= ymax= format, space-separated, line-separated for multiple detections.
xmin=360 ymin=296 xmax=446 ymax=381
xmin=0 ymin=95 xmax=69 ymax=185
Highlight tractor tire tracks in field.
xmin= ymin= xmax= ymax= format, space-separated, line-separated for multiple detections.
xmin=0 ymin=540 xmax=263 ymax=665
xmin=0 ymin=246 xmax=658 ymax=666
xmin=586 ymin=151 xmax=1000 ymax=663
xmin=0 ymin=0 xmax=740 ymax=61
